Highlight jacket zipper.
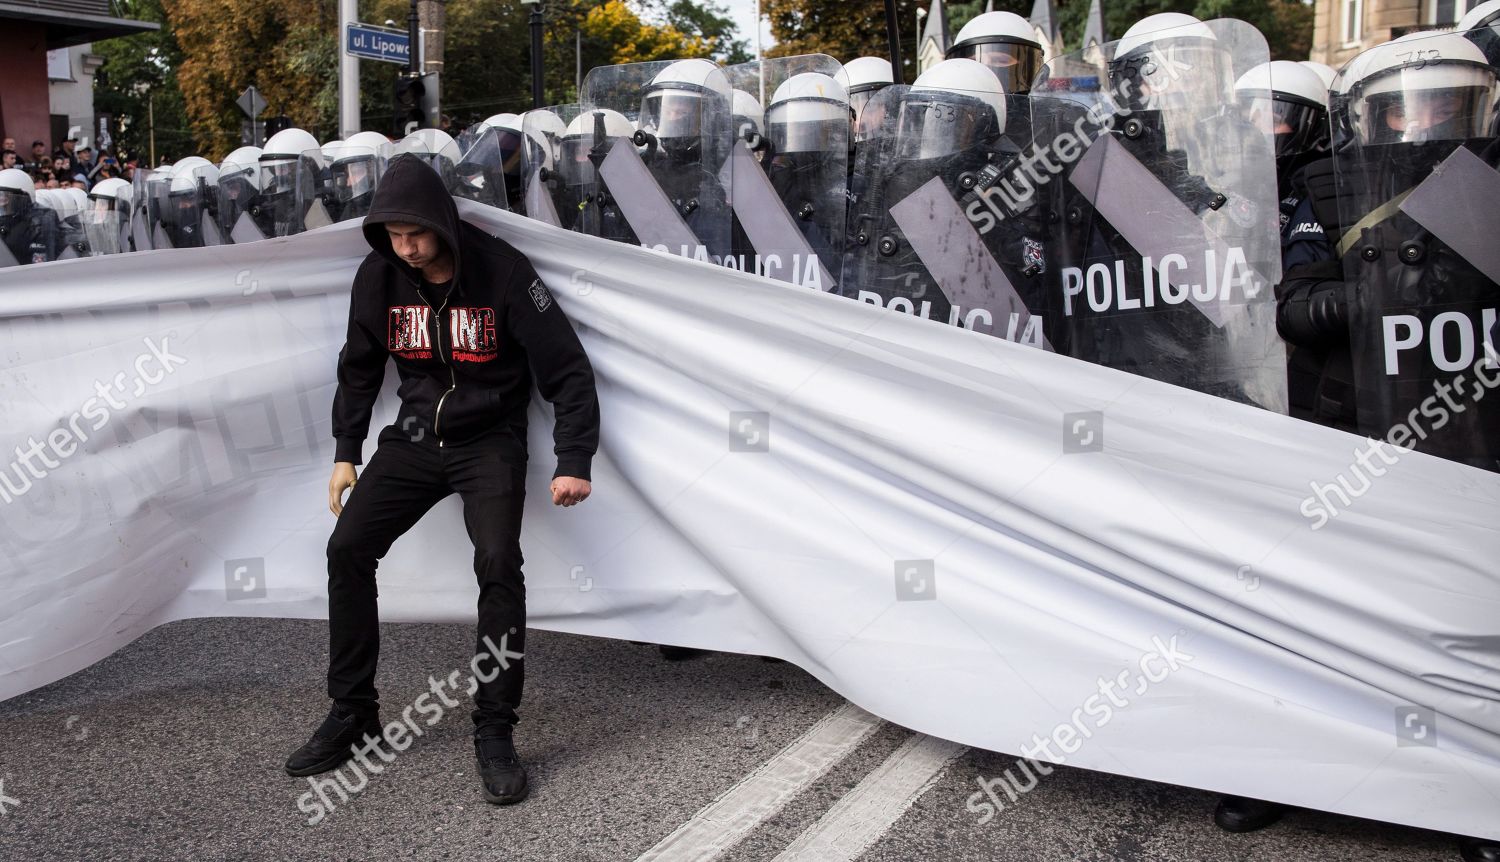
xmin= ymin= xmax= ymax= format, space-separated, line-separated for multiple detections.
xmin=418 ymin=288 xmax=456 ymax=447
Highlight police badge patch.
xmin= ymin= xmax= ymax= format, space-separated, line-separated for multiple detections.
xmin=529 ymin=278 xmax=553 ymax=312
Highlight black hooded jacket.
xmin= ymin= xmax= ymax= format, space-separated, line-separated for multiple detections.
xmin=331 ymin=153 xmax=599 ymax=480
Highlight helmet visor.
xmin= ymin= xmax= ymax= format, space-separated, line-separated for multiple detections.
xmin=850 ymin=91 xmax=890 ymax=143
xmin=85 ymin=194 xmax=123 ymax=221
xmin=767 ymin=100 xmax=848 ymax=153
xmin=948 ymin=42 xmax=1043 ymax=95
xmin=1354 ymin=81 xmax=1498 ymax=144
xmin=1111 ymin=41 xmax=1232 ymax=112
xmin=641 ymin=90 xmax=704 ymax=140
xmin=331 ymin=158 xmax=377 ymax=203
xmin=260 ymin=159 xmax=300 ymax=196
xmin=0 ymin=189 xmax=29 ymax=217
xmin=893 ymin=93 xmax=992 ymax=160
xmin=1239 ymin=95 xmax=1328 ymax=155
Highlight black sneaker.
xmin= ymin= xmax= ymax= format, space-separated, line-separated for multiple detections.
xmin=474 ymin=728 xmax=529 ymax=805
xmin=658 ymin=645 xmax=711 ymax=661
xmin=285 ymin=706 xmax=382 ymax=777
xmin=1213 ymin=795 xmax=1287 ymax=833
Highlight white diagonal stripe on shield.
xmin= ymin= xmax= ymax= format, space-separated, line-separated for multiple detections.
xmin=598 ymin=142 xmax=702 ymax=254
xmin=889 ymin=176 xmax=1052 ymax=350
xmin=726 ymin=144 xmax=837 ymax=291
xmin=1399 ymin=146 xmax=1500 ymax=287
xmin=524 ymin=165 xmax=563 ymax=228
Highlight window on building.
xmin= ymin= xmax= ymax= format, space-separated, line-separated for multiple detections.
xmin=1343 ymin=0 xmax=1364 ymax=45
xmin=1431 ymin=0 xmax=1478 ymax=24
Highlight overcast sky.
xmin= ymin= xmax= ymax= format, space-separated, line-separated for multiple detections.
xmin=723 ymin=0 xmax=777 ymax=56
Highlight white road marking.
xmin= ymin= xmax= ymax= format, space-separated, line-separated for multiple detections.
xmin=634 ymin=702 xmax=885 ymax=862
xmin=772 ymin=733 xmax=968 ymax=862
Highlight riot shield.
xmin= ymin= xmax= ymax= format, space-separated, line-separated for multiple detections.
xmin=157 ymin=164 xmax=223 ymax=249
xmin=1332 ymin=28 xmax=1500 ymax=471
xmin=217 ymin=160 xmax=262 ymax=242
xmin=721 ymin=56 xmax=848 ymax=290
xmin=393 ymin=129 xmax=462 ymax=195
xmin=141 ymin=165 xmax=175 ymax=251
xmin=453 ymin=123 xmax=513 ymax=210
xmin=322 ymin=141 xmax=387 ymax=223
xmin=82 ymin=196 xmax=127 ymax=256
xmin=39 ymin=190 xmax=92 ymax=260
xmin=1030 ymin=18 xmax=1286 ymax=410
xmin=580 ymin=59 xmax=734 ymax=263
xmin=521 ymin=106 xmax=576 ymax=228
xmin=128 ymin=168 xmax=149 ymax=251
xmin=294 ymin=148 xmax=335 ymax=232
xmin=840 ymin=84 xmax=1055 ymax=346
xmin=244 ymin=149 xmax=323 ymax=239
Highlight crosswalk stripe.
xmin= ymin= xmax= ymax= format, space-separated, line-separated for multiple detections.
xmin=771 ymin=733 xmax=968 ymax=862
xmin=634 ymin=702 xmax=885 ymax=862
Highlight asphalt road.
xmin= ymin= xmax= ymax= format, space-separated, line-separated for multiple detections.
xmin=0 ymin=618 xmax=1468 ymax=861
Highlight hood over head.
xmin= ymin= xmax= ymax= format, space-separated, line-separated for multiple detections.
xmin=362 ymin=152 xmax=463 ymax=287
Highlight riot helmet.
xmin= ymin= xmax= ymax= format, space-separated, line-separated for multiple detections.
xmin=1345 ymin=32 xmax=1499 ymax=146
xmin=638 ymin=59 xmax=725 ymax=166
xmin=1234 ymin=60 xmax=1331 ymax=157
xmin=394 ymin=128 xmax=462 ymax=188
xmin=324 ymin=132 xmax=389 ymax=220
xmin=558 ymin=108 xmax=634 ymax=188
xmin=1460 ymin=0 xmax=1500 ymax=65
xmin=835 ymin=56 xmax=895 ymax=143
xmin=259 ymin=128 xmax=322 ymax=204
xmin=946 ymin=11 xmax=1045 ymax=96
xmin=0 ymin=168 xmax=34 ymax=220
xmin=87 ymin=177 xmax=133 ymax=218
xmin=1108 ymin=14 xmax=1230 ymax=115
xmin=731 ymin=90 xmax=766 ymax=148
xmin=893 ymin=58 xmax=1008 ymax=162
xmin=1299 ymin=61 xmax=1339 ymax=92
xmin=767 ymin=73 xmax=849 ymax=154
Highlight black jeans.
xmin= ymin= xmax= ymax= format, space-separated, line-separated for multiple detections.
xmin=325 ymin=420 xmax=529 ymax=734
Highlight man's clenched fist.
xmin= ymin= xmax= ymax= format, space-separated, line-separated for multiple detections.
xmin=551 ymin=476 xmax=591 ymax=507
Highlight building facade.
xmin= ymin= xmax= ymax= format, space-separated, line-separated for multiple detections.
xmin=0 ymin=0 xmax=154 ymax=154
xmin=1310 ymin=0 xmax=1484 ymax=68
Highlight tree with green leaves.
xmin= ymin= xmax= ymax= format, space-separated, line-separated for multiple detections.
xmin=92 ymin=0 xmax=192 ymax=163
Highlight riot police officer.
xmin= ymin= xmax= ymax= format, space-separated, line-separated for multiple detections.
xmin=83 ymin=176 xmax=133 ymax=255
xmin=0 ymin=168 xmax=61 ymax=265
xmin=1335 ymin=29 xmax=1500 ymax=470
xmin=455 ymin=114 xmax=521 ymax=210
xmin=763 ymin=72 xmax=850 ymax=288
xmin=217 ymin=146 xmax=263 ymax=242
xmin=842 ymin=58 xmax=1051 ymax=342
xmin=518 ymin=108 xmax=571 ymax=225
xmin=555 ymin=108 xmax=637 ymax=239
xmin=255 ymin=127 xmax=329 ymax=238
xmin=1034 ymin=13 xmax=1285 ymax=408
xmin=323 ymin=132 xmax=390 ymax=222
xmin=834 ymin=56 xmax=894 ymax=146
xmin=635 ymin=58 xmax=735 ymax=262
xmin=162 ymin=156 xmax=220 ymax=248
xmin=945 ymin=11 xmax=1046 ymax=139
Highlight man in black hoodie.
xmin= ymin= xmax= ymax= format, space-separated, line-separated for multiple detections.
xmin=284 ymin=153 xmax=600 ymax=806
